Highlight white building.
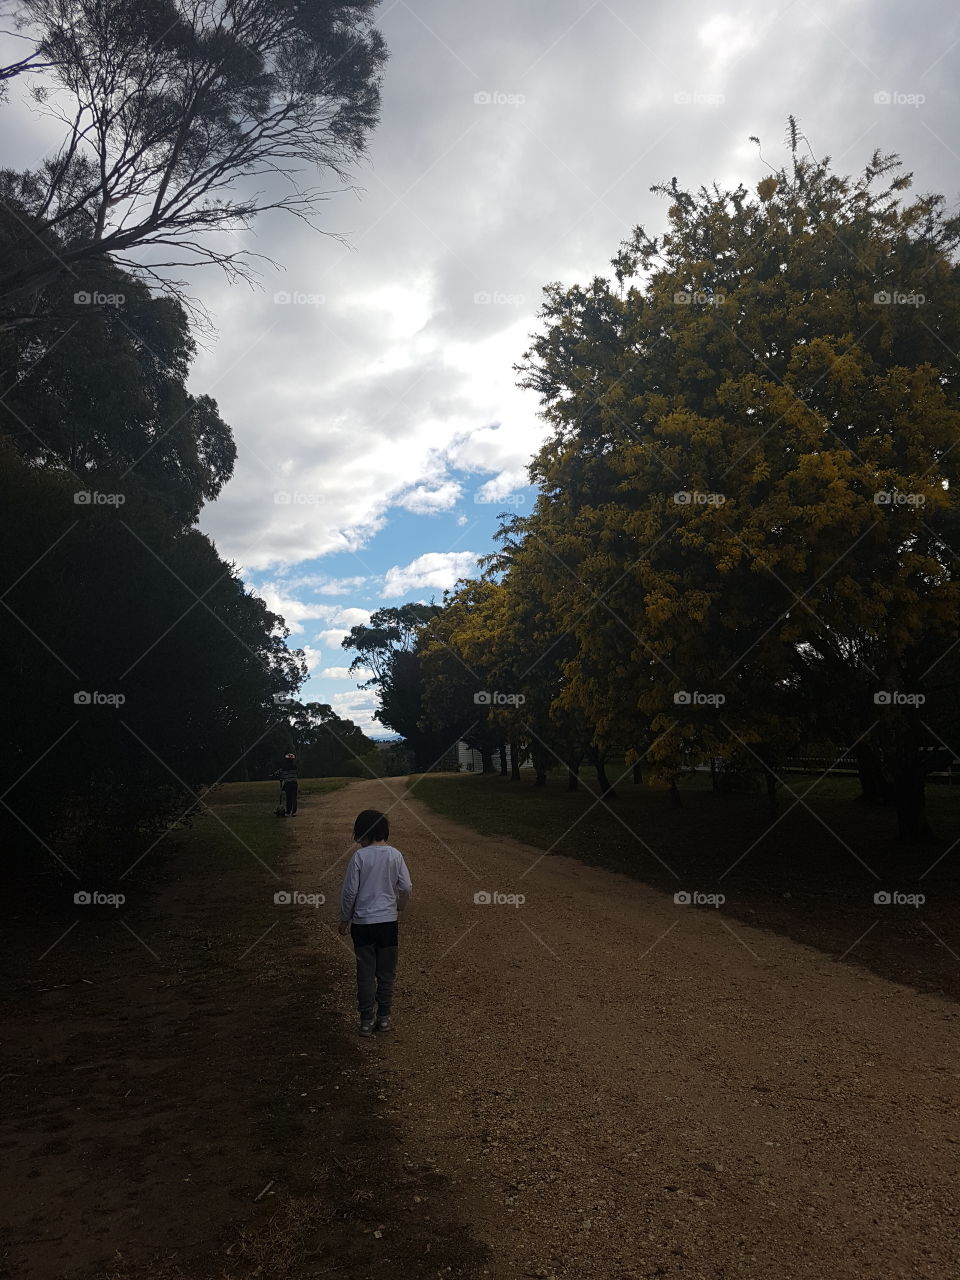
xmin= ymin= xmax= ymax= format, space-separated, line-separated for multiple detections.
xmin=441 ymin=741 xmax=530 ymax=772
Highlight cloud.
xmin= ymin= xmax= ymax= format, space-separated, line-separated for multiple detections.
xmin=196 ymin=333 xmax=496 ymax=570
xmin=473 ymin=468 xmax=530 ymax=504
xmin=319 ymin=665 xmax=374 ymax=680
xmin=381 ymin=551 xmax=479 ymax=597
xmin=255 ymin=586 xmax=369 ymax=636
xmin=301 ymin=646 xmax=324 ymax=674
xmin=697 ymin=14 xmax=760 ymax=64
xmin=318 ymin=627 xmax=356 ymax=649
xmin=395 ymin=480 xmax=463 ymax=513
xmin=328 ymin=689 xmax=385 ymax=735
xmin=10 ymin=0 xmax=955 ymax=618
xmin=277 ymin=573 xmax=370 ymax=594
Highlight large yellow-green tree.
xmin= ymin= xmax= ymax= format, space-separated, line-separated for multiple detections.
xmin=417 ymin=580 xmax=504 ymax=773
xmin=517 ymin=123 xmax=960 ymax=840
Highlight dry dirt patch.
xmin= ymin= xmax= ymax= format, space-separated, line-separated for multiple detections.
xmin=290 ymin=776 xmax=960 ymax=1280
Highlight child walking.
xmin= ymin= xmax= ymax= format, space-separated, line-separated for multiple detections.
xmin=338 ymin=810 xmax=412 ymax=1036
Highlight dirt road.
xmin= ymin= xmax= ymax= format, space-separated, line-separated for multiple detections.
xmin=289 ymin=776 xmax=959 ymax=1280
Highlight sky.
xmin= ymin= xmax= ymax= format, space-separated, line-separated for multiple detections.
xmin=6 ymin=0 xmax=960 ymax=734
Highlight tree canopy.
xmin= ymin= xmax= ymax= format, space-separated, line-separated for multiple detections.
xmin=404 ymin=128 xmax=960 ymax=840
xmin=1 ymin=258 xmax=236 ymax=522
xmin=0 ymin=0 xmax=386 ymax=884
xmin=341 ymin=603 xmax=467 ymax=769
xmin=0 ymin=0 xmax=387 ymax=321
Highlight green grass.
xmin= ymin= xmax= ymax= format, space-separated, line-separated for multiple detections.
xmin=407 ymin=769 xmax=960 ymax=886
xmin=175 ymin=777 xmax=351 ymax=870
xmin=209 ymin=776 xmax=351 ymax=806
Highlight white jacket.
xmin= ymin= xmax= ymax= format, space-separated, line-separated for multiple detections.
xmin=339 ymin=843 xmax=412 ymax=924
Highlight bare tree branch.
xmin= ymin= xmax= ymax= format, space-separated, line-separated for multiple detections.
xmin=0 ymin=0 xmax=387 ymax=319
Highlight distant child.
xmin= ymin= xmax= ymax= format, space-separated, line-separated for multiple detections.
xmin=273 ymin=752 xmax=298 ymax=816
xmin=338 ymin=810 xmax=412 ymax=1036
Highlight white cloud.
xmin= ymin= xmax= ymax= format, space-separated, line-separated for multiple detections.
xmin=444 ymin=418 xmax=543 ymax=482
xmin=179 ymin=0 xmax=944 ymax=580
xmin=341 ymin=277 xmax=435 ymax=343
xmin=318 ymin=627 xmax=355 ymax=649
xmin=9 ymin=0 xmax=952 ymax=598
xmin=301 ymin=646 xmax=324 ymax=674
xmin=395 ymin=480 xmax=463 ymax=513
xmin=278 ymin=573 xmax=370 ymax=594
xmin=197 ymin=332 xmax=505 ymax=570
xmin=319 ymin=665 xmax=374 ymax=680
xmin=255 ymin=586 xmax=368 ymax=636
xmin=329 ymin=689 xmax=385 ymax=735
xmin=474 ymin=468 xmax=530 ymax=504
xmin=697 ymin=14 xmax=758 ymax=63
xmin=381 ymin=551 xmax=479 ymax=598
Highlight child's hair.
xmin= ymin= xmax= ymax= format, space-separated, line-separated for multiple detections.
xmin=354 ymin=809 xmax=390 ymax=844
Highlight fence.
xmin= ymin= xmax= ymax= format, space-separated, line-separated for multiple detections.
xmin=780 ymin=757 xmax=960 ymax=784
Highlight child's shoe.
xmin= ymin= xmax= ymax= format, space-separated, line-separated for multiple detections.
xmin=359 ymin=1017 xmax=375 ymax=1036
xmin=375 ymin=1015 xmax=392 ymax=1033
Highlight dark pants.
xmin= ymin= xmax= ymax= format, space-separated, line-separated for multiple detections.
xmin=282 ymin=779 xmax=298 ymax=814
xmin=350 ymin=921 xmax=399 ymax=1019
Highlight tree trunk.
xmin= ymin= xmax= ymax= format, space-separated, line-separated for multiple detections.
xmin=591 ymin=750 xmax=616 ymax=798
xmin=632 ymin=760 xmax=643 ymax=784
xmin=764 ymin=768 xmax=779 ymax=819
xmin=509 ymin=739 xmax=521 ymax=782
xmin=855 ymin=744 xmax=893 ymax=805
xmin=566 ymin=749 xmax=583 ymax=791
xmin=480 ymin=748 xmax=495 ymax=774
xmin=499 ymin=743 xmax=508 ymax=776
xmin=893 ymin=758 xmax=937 ymax=843
xmin=669 ymin=777 xmax=683 ymax=808
xmin=532 ymin=744 xmax=547 ymax=786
